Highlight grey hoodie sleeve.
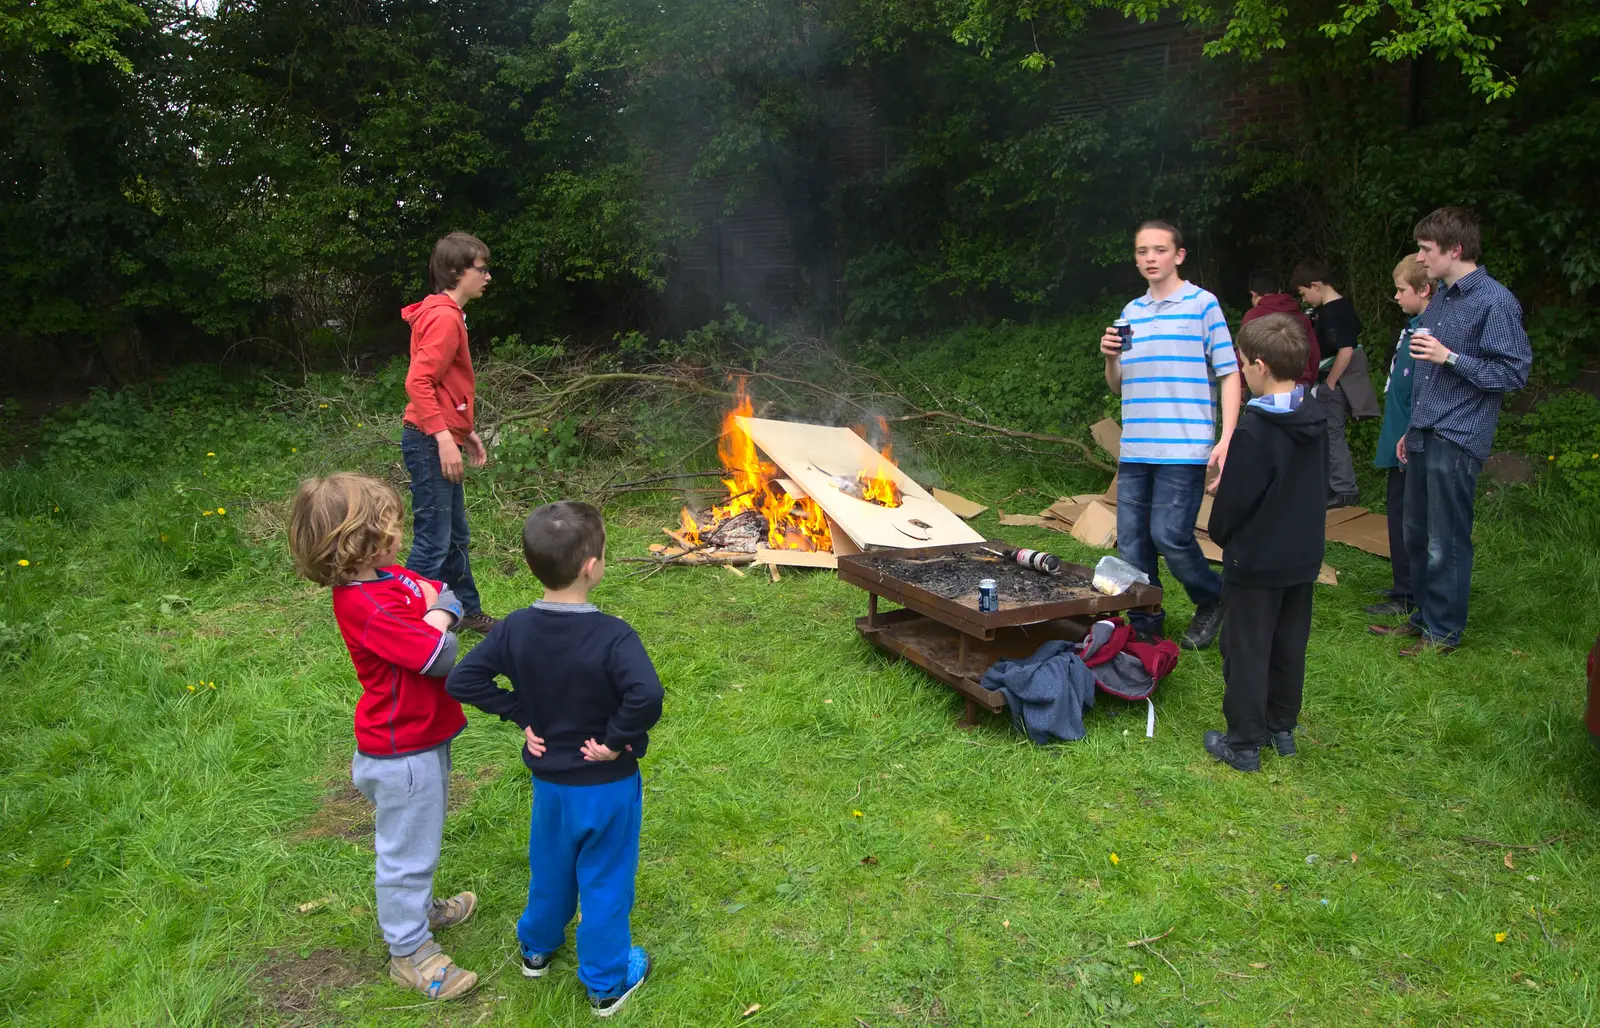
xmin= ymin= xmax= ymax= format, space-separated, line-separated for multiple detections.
xmin=429 ymin=586 xmax=464 ymax=626
xmin=421 ymin=631 xmax=460 ymax=678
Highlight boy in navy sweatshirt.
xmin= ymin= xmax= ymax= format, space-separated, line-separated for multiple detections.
xmin=447 ymin=501 xmax=663 ymax=1017
xmin=1204 ymin=314 xmax=1329 ymax=772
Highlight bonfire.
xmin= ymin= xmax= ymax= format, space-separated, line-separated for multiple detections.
xmin=679 ymin=384 xmax=903 ymax=553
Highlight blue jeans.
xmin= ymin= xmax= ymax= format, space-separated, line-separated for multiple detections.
xmin=400 ymin=427 xmax=483 ymax=616
xmin=1115 ymin=461 xmax=1222 ymax=635
xmin=1403 ymin=430 xmax=1481 ymax=646
xmin=517 ymin=773 xmax=643 ymax=999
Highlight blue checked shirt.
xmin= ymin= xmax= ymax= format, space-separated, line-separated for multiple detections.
xmin=1408 ymin=268 xmax=1531 ymax=460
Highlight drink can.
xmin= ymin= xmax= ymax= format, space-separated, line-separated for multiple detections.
xmin=1113 ymin=318 xmax=1133 ymax=352
xmin=978 ymin=578 xmax=999 ymax=613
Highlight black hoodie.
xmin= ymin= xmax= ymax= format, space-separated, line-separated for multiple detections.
xmin=1207 ymin=392 xmax=1330 ymax=588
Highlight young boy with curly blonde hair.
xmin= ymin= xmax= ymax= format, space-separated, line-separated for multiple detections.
xmin=287 ymin=473 xmax=479 ymax=1001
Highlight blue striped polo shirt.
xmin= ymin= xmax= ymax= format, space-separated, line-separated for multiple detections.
xmin=1117 ymin=283 xmax=1238 ymax=464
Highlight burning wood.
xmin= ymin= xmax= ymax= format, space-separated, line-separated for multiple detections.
xmin=679 ymin=384 xmax=904 ymax=553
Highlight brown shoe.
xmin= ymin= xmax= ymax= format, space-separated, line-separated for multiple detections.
xmin=1368 ymin=623 xmax=1422 ymax=638
xmin=456 ymin=613 xmax=499 ymax=635
xmin=389 ymin=940 xmax=478 ymax=1000
xmin=1400 ymin=640 xmax=1458 ymax=657
xmin=428 ymin=891 xmax=477 ymax=932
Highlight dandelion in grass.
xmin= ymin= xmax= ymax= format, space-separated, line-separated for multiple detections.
xmin=216 ymin=507 xmax=226 ymax=516
xmin=1495 ymin=932 xmax=1507 ymax=943
xmin=852 ymin=810 xmax=863 ymax=818
xmin=1132 ymin=972 xmax=1144 ymax=985
xmin=159 ymin=534 xmax=168 ymax=542
xmin=1109 ymin=853 xmax=1120 ymax=865
xmin=291 ymin=447 xmax=298 ymax=453
xmin=206 ymin=452 xmax=215 ymax=457
xmin=319 ymin=404 xmax=328 ymax=409
xmin=16 ymin=559 xmax=28 ymax=567
xmin=202 ymin=510 xmax=213 ymax=517
xmin=187 ymin=684 xmax=196 ymax=692
xmin=208 ymin=681 xmax=215 ymax=689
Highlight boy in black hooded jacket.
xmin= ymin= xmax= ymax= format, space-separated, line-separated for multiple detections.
xmin=1204 ymin=313 xmax=1330 ymax=772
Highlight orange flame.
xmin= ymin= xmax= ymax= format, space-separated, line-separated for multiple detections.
xmin=856 ymin=415 xmax=903 ymax=507
xmin=680 ymin=382 xmax=835 ymax=551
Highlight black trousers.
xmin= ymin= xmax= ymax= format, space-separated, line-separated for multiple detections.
xmin=1385 ymin=468 xmax=1413 ymax=603
xmin=1220 ymin=581 xmax=1314 ymax=748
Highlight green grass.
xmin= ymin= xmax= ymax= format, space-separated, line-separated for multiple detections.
xmin=3 ymin=403 xmax=1600 ymax=1027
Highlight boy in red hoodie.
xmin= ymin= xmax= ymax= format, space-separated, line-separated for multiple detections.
xmin=288 ymin=473 xmax=479 ymax=1000
xmin=401 ymin=232 xmax=497 ymax=634
xmin=1241 ymin=269 xmax=1319 ymax=389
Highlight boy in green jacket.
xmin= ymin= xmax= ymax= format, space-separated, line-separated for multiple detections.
xmin=1366 ymin=255 xmax=1432 ymax=619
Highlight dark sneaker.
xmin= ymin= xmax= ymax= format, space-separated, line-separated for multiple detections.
xmin=1400 ymin=639 xmax=1458 ymax=657
xmin=520 ymin=946 xmax=556 ymax=979
xmin=1203 ymin=730 xmax=1260 ymax=773
xmin=1181 ymin=602 xmax=1224 ymax=651
xmin=1364 ymin=599 xmax=1416 ymax=618
xmin=428 ymin=891 xmax=477 ymax=931
xmin=457 ymin=612 xmax=499 ymax=635
xmin=1327 ymin=492 xmax=1361 ymax=509
xmin=1271 ymin=731 xmax=1297 ymax=757
xmin=591 ymin=946 xmax=650 ymax=1018
xmin=1368 ymin=622 xmax=1422 ymax=639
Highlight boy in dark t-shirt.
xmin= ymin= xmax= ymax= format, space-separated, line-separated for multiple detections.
xmin=447 ymin=501 xmax=663 ymax=1017
xmin=1292 ymin=259 xmax=1379 ymax=508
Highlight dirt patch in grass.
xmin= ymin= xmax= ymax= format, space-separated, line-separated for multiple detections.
xmin=253 ymin=947 xmax=369 ymax=1018
xmin=294 ymin=784 xmax=374 ymax=844
xmin=293 ymin=763 xmax=503 ymax=844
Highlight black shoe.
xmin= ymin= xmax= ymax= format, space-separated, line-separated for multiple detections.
xmin=1326 ymin=492 xmax=1361 ymax=509
xmin=1203 ymin=730 xmax=1260 ymax=772
xmin=1181 ymin=602 xmax=1223 ymax=650
xmin=1271 ymin=731 xmax=1297 ymax=757
xmin=520 ymin=949 xmax=555 ymax=978
xmin=1363 ymin=599 xmax=1416 ymax=618
xmin=457 ymin=612 xmax=499 ymax=635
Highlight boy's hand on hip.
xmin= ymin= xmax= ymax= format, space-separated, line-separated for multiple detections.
xmin=464 ymin=431 xmax=487 ymax=467
xmin=523 ymin=726 xmax=547 ymax=758
xmin=580 ymin=738 xmax=634 ymax=762
xmin=435 ymin=433 xmax=465 ymax=482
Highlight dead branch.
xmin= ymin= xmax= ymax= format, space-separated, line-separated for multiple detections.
xmin=884 ymin=410 xmax=1112 ymax=472
xmin=492 ymin=374 xmax=738 ymax=433
xmin=1127 ymin=928 xmax=1175 ymax=947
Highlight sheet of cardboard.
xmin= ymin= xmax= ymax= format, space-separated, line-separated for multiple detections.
xmin=1327 ymin=512 xmax=1391 ymax=558
xmin=1044 ymin=499 xmax=1087 ymax=524
xmin=1070 ymin=500 xmax=1118 ymax=549
xmin=740 ymin=416 xmax=984 ymax=550
xmin=1325 ymin=505 xmax=1369 ymax=528
xmin=750 ymin=546 xmax=839 ymax=569
xmin=1104 ymin=473 xmax=1119 ymax=505
xmin=1194 ymin=493 xmax=1214 ymax=531
xmin=998 ymin=513 xmax=1049 ymax=528
xmin=1091 ymin=418 xmax=1122 ymax=461
xmin=931 ymin=488 xmax=988 ymax=519
xmin=1069 ymin=494 xmax=1104 ymax=505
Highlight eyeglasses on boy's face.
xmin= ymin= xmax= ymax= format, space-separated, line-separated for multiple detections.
xmin=467 ymin=263 xmax=491 ymax=276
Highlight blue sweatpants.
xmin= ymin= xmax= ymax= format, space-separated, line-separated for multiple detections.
xmin=517 ymin=772 xmax=642 ymax=998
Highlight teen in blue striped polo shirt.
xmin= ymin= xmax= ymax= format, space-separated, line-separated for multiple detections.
xmin=1098 ymin=221 xmax=1242 ymax=650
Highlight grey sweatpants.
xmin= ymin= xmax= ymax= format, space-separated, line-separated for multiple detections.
xmin=1321 ymin=382 xmax=1357 ymax=497
xmin=351 ymin=743 xmax=451 ymax=957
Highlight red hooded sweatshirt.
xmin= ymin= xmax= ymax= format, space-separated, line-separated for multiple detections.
xmin=1240 ymin=293 xmax=1320 ymax=388
xmin=402 ymin=293 xmax=475 ymax=441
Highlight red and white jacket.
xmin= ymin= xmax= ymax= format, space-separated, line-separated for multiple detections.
xmin=331 ymin=566 xmax=465 ymax=757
